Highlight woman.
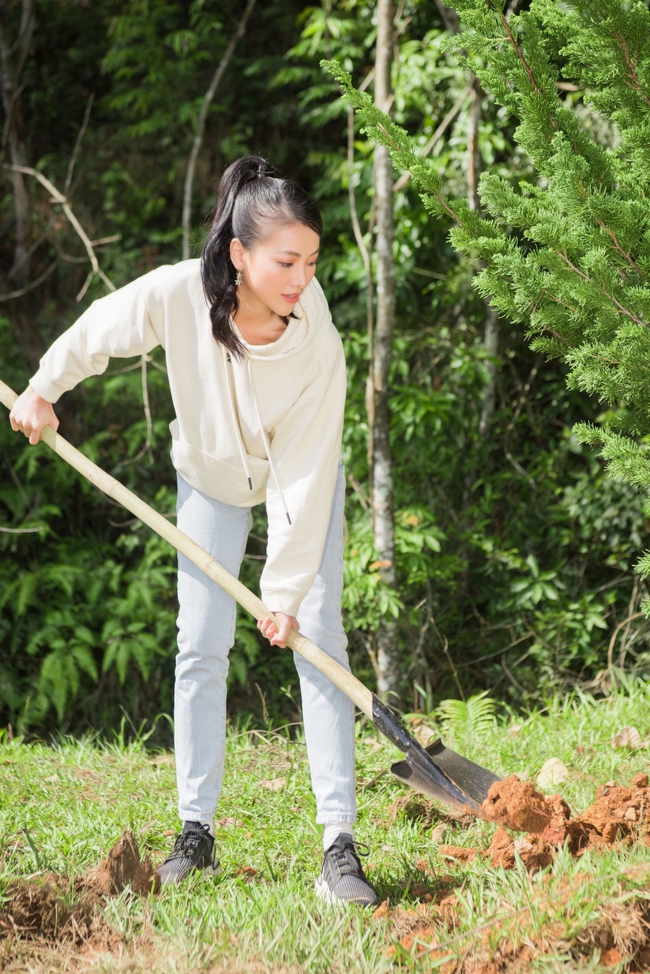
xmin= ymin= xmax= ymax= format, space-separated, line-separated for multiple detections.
xmin=10 ymin=156 xmax=378 ymax=906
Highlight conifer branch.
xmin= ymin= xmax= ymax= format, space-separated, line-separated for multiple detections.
xmin=596 ymin=221 xmax=645 ymax=278
xmin=600 ymin=285 xmax=646 ymax=327
xmin=487 ymin=0 xmax=558 ymax=130
xmin=614 ymin=34 xmax=650 ymax=108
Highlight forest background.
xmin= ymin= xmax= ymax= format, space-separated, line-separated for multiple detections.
xmin=2 ymin=0 xmax=647 ymax=740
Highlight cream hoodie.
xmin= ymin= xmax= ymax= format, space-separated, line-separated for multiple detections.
xmin=29 ymin=259 xmax=347 ymax=617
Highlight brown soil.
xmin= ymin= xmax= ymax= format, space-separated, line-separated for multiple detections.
xmin=78 ymin=829 xmax=159 ymax=897
xmin=480 ymin=775 xmax=554 ymax=833
xmin=470 ymin=770 xmax=650 ymax=877
xmin=375 ymin=899 xmax=458 ymax=959
xmin=439 ymin=844 xmax=482 ymax=864
xmin=0 ymin=830 xmax=158 ymax=948
xmin=373 ymin=882 xmax=650 ymax=973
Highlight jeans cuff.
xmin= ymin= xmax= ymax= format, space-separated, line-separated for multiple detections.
xmin=316 ymin=814 xmax=357 ymax=825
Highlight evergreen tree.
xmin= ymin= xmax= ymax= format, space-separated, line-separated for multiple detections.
xmin=325 ymin=0 xmax=650 ymax=588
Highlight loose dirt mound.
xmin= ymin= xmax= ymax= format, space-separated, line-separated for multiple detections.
xmin=78 ymin=828 xmax=159 ymax=897
xmin=1 ymin=830 xmax=158 ymax=947
xmin=447 ymin=772 xmax=650 ymax=874
xmin=374 ymin=895 xmax=460 ymax=960
xmin=480 ymin=775 xmax=554 ymax=833
xmin=373 ymin=878 xmax=650 ymax=971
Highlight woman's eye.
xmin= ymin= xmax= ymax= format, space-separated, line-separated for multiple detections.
xmin=280 ymin=262 xmax=293 ymax=268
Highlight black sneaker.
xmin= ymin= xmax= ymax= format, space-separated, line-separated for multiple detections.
xmin=315 ymin=834 xmax=378 ymax=907
xmin=157 ymin=821 xmax=222 ymax=886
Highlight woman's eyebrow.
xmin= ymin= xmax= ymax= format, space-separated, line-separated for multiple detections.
xmin=276 ymin=249 xmax=320 ymax=257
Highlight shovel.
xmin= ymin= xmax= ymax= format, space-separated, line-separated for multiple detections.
xmin=0 ymin=379 xmax=501 ymax=812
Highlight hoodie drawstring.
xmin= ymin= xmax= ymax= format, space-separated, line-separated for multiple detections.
xmin=223 ymin=346 xmax=292 ymax=525
xmin=223 ymin=348 xmax=254 ymax=492
xmin=247 ymin=358 xmax=292 ymax=526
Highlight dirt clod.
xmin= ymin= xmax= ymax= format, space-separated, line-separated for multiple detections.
xmin=79 ymin=829 xmax=159 ymax=897
xmin=1 ymin=831 xmax=159 ymax=953
xmin=480 ymin=775 xmax=554 ymax=833
xmin=3 ymin=880 xmax=72 ymax=937
xmin=576 ymin=779 xmax=650 ymax=846
xmin=488 ymin=826 xmax=516 ymax=869
xmin=439 ymin=844 xmax=481 ymax=864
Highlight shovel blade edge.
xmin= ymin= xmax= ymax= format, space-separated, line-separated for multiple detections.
xmin=391 ymin=738 xmax=502 ymax=811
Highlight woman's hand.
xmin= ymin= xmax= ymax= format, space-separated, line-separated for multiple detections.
xmin=257 ymin=612 xmax=299 ymax=648
xmin=9 ymin=385 xmax=59 ymax=445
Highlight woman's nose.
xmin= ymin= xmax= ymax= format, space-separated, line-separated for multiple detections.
xmin=290 ymin=265 xmax=308 ymax=288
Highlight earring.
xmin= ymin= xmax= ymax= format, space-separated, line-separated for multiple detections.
xmin=235 ymin=269 xmax=242 ymax=287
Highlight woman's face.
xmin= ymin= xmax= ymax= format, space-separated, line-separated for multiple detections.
xmin=230 ymin=222 xmax=320 ymax=317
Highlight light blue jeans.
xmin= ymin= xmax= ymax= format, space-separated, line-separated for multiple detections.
xmin=174 ymin=463 xmax=356 ymax=826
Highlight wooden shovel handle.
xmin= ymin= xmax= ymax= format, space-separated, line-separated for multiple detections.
xmin=0 ymin=379 xmax=374 ymax=719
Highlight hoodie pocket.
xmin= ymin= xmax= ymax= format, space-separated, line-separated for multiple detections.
xmin=169 ymin=421 xmax=269 ymax=507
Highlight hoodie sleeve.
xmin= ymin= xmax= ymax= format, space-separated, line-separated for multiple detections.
xmin=260 ymin=333 xmax=347 ymax=618
xmin=29 ymin=268 xmax=168 ymax=403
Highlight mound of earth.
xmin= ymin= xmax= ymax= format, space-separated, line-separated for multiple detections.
xmin=1 ymin=829 xmax=158 ymax=945
xmin=449 ymin=771 xmax=650 ymax=873
xmin=480 ymin=775 xmax=554 ymax=833
xmin=78 ymin=828 xmax=159 ymax=897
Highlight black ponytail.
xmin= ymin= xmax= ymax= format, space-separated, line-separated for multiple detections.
xmin=201 ymin=154 xmax=322 ymax=359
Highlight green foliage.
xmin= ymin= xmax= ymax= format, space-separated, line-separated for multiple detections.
xmin=325 ymin=0 xmax=650 ymax=566
xmin=436 ymin=690 xmax=497 ymax=749
xmin=4 ymin=0 xmax=650 ymax=733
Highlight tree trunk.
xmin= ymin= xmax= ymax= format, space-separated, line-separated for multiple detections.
xmin=181 ymin=0 xmax=257 ymax=261
xmin=467 ymin=78 xmax=482 ymax=214
xmin=373 ymin=0 xmax=400 ymax=703
xmin=0 ymin=1 xmax=47 ymax=373
xmin=0 ymin=0 xmax=35 ymax=286
xmin=467 ymin=76 xmax=500 ymax=435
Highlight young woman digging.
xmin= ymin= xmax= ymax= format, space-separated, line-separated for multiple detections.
xmin=9 ymin=155 xmax=378 ymax=907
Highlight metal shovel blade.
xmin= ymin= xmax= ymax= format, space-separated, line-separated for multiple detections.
xmin=371 ymin=697 xmax=481 ymax=812
xmin=391 ymin=737 xmax=502 ymax=810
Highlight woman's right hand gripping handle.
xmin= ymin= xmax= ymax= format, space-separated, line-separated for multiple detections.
xmin=10 ymin=385 xmax=59 ymax=445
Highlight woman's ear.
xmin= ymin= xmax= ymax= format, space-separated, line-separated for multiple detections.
xmin=230 ymin=238 xmax=244 ymax=269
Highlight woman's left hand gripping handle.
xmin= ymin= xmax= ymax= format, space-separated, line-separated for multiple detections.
xmin=9 ymin=385 xmax=59 ymax=445
xmin=257 ymin=612 xmax=300 ymax=649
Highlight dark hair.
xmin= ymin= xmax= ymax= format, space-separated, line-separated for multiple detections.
xmin=201 ymin=155 xmax=322 ymax=359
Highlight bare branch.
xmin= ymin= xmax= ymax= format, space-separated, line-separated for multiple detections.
xmin=0 ymin=525 xmax=45 ymax=533
xmin=64 ymin=92 xmax=95 ymax=196
xmin=12 ymin=0 xmax=35 ymax=77
xmin=119 ymin=355 xmax=154 ymax=467
xmin=0 ymin=259 xmax=58 ymax=302
xmin=0 ymin=80 xmax=25 ymax=163
xmin=4 ymin=164 xmax=117 ymax=297
xmin=182 ymin=0 xmax=257 ymax=260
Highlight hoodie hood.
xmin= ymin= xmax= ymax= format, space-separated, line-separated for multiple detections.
xmin=230 ymin=278 xmax=329 ymax=361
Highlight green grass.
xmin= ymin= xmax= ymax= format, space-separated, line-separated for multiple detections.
xmin=2 ymin=683 xmax=650 ymax=973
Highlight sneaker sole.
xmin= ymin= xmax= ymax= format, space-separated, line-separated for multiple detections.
xmin=157 ymin=858 xmax=223 ymax=886
xmin=314 ymin=876 xmax=377 ymax=908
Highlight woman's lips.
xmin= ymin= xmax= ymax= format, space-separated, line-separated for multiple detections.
xmin=282 ymin=293 xmax=301 ymax=303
